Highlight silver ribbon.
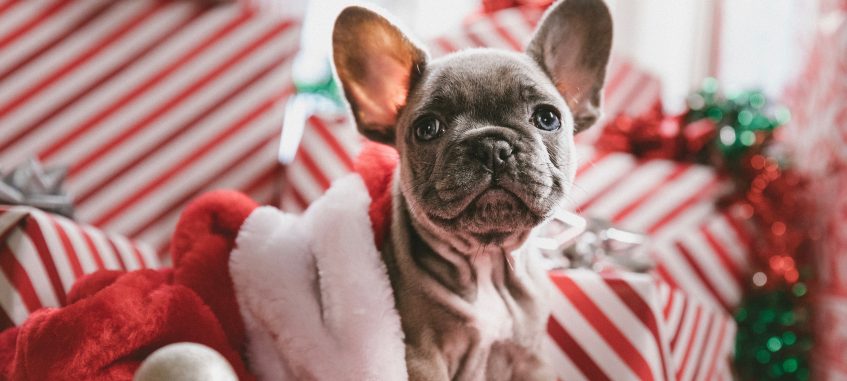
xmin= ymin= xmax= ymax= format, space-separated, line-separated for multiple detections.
xmin=536 ymin=210 xmax=653 ymax=273
xmin=0 ymin=159 xmax=74 ymax=218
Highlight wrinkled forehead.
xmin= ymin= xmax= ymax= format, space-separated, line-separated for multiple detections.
xmin=410 ymin=50 xmax=564 ymax=121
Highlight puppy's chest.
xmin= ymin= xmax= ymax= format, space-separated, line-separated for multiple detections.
xmin=449 ymin=254 xmax=547 ymax=381
xmin=465 ymin=255 xmax=516 ymax=345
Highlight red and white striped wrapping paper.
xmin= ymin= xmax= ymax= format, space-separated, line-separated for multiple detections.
xmin=569 ymin=146 xmax=753 ymax=312
xmin=546 ymin=270 xmax=735 ymax=381
xmin=0 ymin=0 xmax=300 ymax=256
xmin=279 ymin=115 xmax=363 ymax=212
xmin=0 ymin=205 xmax=159 ymax=329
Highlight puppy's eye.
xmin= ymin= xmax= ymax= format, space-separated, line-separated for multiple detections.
xmin=532 ymin=107 xmax=561 ymax=131
xmin=414 ymin=117 xmax=443 ymax=141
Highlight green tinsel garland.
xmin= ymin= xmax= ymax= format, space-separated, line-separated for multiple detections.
xmin=685 ymin=79 xmax=812 ymax=381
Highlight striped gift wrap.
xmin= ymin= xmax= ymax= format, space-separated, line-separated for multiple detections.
xmin=545 ymin=270 xmax=735 ymax=381
xmin=0 ymin=0 xmax=299 ymax=256
xmin=0 ymin=205 xmax=159 ymax=329
xmin=570 ymin=146 xmax=753 ymax=312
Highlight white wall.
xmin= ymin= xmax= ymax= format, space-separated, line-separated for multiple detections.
xmin=606 ymin=0 xmax=716 ymax=111
xmin=717 ymin=0 xmax=815 ymax=96
xmin=607 ymin=0 xmax=814 ymax=110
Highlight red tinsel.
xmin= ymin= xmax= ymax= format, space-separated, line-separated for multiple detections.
xmin=597 ymin=102 xmax=812 ymax=287
xmin=731 ymin=155 xmax=813 ymax=286
xmin=596 ymin=104 xmax=717 ymax=161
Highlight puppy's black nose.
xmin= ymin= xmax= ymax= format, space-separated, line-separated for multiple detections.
xmin=468 ymin=138 xmax=514 ymax=173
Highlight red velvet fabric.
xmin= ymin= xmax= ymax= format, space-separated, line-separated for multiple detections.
xmin=170 ymin=190 xmax=259 ymax=354
xmin=0 ymin=190 xmax=258 ymax=381
xmin=8 ymin=270 xmax=250 ymax=381
xmin=354 ymin=142 xmax=398 ymax=250
xmin=0 ymin=144 xmax=400 ymax=381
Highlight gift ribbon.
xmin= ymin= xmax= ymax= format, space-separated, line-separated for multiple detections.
xmin=0 ymin=159 xmax=74 ymax=218
xmin=536 ymin=210 xmax=653 ymax=273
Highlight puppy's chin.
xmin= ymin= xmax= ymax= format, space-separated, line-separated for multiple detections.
xmin=427 ymin=188 xmax=540 ymax=246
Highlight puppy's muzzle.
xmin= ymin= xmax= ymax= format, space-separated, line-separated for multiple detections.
xmin=461 ymin=127 xmax=517 ymax=175
xmin=467 ymin=137 xmax=513 ymax=174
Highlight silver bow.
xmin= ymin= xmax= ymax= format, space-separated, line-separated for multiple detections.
xmin=535 ymin=210 xmax=653 ymax=272
xmin=0 ymin=159 xmax=74 ymax=218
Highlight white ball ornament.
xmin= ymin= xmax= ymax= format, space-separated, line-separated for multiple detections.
xmin=134 ymin=342 xmax=238 ymax=381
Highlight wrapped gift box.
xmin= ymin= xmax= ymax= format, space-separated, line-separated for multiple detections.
xmin=568 ymin=147 xmax=753 ymax=311
xmin=0 ymin=204 xmax=159 ymax=329
xmin=0 ymin=0 xmax=300 ymax=255
xmin=546 ymin=269 xmax=735 ymax=381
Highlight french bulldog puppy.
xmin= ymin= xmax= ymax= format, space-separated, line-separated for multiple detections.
xmin=332 ymin=0 xmax=613 ymax=379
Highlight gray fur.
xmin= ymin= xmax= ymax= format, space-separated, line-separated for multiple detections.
xmin=332 ymin=1 xmax=612 ymax=379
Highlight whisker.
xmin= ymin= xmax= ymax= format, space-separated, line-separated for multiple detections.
xmin=504 ymin=251 xmax=515 ymax=272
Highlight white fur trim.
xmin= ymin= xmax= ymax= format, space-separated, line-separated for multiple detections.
xmin=230 ymin=175 xmax=407 ymax=381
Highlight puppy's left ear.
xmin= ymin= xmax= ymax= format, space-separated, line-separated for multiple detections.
xmin=333 ymin=6 xmax=428 ymax=145
xmin=527 ymin=0 xmax=613 ymax=132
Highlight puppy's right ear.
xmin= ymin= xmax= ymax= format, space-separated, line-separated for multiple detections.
xmin=332 ymin=6 xmax=427 ymax=145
